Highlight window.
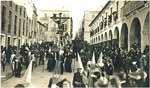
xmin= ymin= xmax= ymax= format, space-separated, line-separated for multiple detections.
xmin=95 ymin=28 xmax=97 ymax=34
xmin=111 ymin=7 xmax=112 ymax=14
xmin=15 ymin=5 xmax=18 ymax=12
xmin=20 ymin=7 xmax=22 ymax=15
xmin=26 ymin=17 xmax=28 ymax=36
xmin=24 ymin=8 xmax=25 ymax=17
xmin=8 ymin=11 xmax=12 ymax=33
xmin=1 ymin=6 xmax=6 ymax=32
xmin=14 ymin=16 xmax=17 ymax=35
xmin=9 ymin=1 xmax=12 ymax=7
xmin=98 ymin=27 xmax=99 ymax=32
xmin=23 ymin=20 xmax=25 ymax=35
xmin=105 ymin=13 xmax=107 ymax=27
xmin=19 ymin=19 xmax=21 ymax=36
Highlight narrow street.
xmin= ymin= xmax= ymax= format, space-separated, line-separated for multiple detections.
xmin=1 ymin=59 xmax=76 ymax=88
xmin=1 ymin=0 xmax=149 ymax=88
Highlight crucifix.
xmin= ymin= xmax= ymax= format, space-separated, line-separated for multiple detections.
xmin=50 ymin=13 xmax=71 ymax=47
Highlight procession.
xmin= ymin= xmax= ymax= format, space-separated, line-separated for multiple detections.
xmin=1 ymin=0 xmax=150 ymax=88
xmin=1 ymin=41 xmax=149 ymax=87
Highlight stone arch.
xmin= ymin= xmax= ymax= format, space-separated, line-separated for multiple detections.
xmin=96 ymin=37 xmax=98 ymax=42
xmin=101 ymin=34 xmax=103 ymax=42
xmin=121 ymin=23 xmax=128 ymax=49
xmin=130 ymin=17 xmax=141 ymax=48
xmin=98 ymin=36 xmax=100 ymax=41
xmin=113 ymin=27 xmax=119 ymax=48
xmin=142 ymin=12 xmax=149 ymax=51
xmin=104 ymin=32 xmax=108 ymax=41
xmin=109 ymin=30 xmax=113 ymax=40
xmin=92 ymin=38 xmax=94 ymax=43
xmin=109 ymin=30 xmax=113 ymax=47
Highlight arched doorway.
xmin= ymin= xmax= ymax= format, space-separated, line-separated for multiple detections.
xmin=114 ymin=27 xmax=119 ymax=48
xmin=98 ymin=36 xmax=100 ymax=42
xmin=121 ymin=23 xmax=128 ymax=49
xmin=101 ymin=34 xmax=103 ymax=42
xmin=97 ymin=36 xmax=100 ymax=47
xmin=109 ymin=30 xmax=113 ymax=47
xmin=96 ymin=37 xmax=98 ymax=43
xmin=105 ymin=32 xmax=107 ymax=41
xmin=142 ymin=12 xmax=149 ymax=51
xmin=130 ymin=17 xmax=141 ymax=48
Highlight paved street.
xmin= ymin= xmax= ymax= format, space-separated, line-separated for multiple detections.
xmin=1 ymin=1 xmax=149 ymax=88
xmin=1 ymin=59 xmax=77 ymax=88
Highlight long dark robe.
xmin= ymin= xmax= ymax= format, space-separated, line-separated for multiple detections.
xmin=106 ymin=64 xmax=113 ymax=75
xmin=65 ymin=55 xmax=72 ymax=72
xmin=59 ymin=55 xmax=64 ymax=74
xmin=73 ymin=72 xmax=85 ymax=88
xmin=39 ymin=50 xmax=44 ymax=65
xmin=47 ymin=53 xmax=55 ymax=72
xmin=5 ymin=48 xmax=12 ymax=64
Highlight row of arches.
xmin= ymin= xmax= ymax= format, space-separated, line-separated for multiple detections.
xmin=92 ymin=12 xmax=149 ymax=50
xmin=92 ymin=30 xmax=112 ymax=43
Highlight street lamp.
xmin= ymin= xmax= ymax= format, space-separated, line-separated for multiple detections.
xmin=50 ymin=13 xmax=71 ymax=47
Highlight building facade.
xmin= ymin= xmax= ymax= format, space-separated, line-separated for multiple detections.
xmin=82 ymin=11 xmax=98 ymax=43
xmin=1 ymin=1 xmax=28 ymax=47
xmin=28 ymin=4 xmax=38 ymax=44
xmin=89 ymin=1 xmax=150 ymax=51
xmin=1 ymin=1 xmax=42 ymax=47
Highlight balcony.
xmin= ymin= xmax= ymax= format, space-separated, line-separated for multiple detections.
xmin=108 ymin=15 xmax=112 ymax=25
xmin=100 ymin=22 xmax=103 ymax=29
xmin=121 ymin=1 xmax=145 ymax=17
xmin=104 ymin=18 xmax=107 ymax=28
xmin=113 ymin=11 xmax=118 ymax=21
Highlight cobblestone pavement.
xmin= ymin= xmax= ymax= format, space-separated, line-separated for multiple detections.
xmin=1 ymin=59 xmax=77 ymax=88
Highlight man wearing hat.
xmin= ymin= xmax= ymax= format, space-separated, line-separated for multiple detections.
xmin=72 ymin=68 xmax=85 ymax=88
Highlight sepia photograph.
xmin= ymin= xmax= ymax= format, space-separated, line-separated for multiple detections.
xmin=0 ymin=0 xmax=150 ymax=88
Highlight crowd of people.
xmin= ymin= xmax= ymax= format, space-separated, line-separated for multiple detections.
xmin=1 ymin=42 xmax=75 ymax=78
xmin=72 ymin=44 xmax=149 ymax=88
xmin=1 ymin=42 xmax=149 ymax=88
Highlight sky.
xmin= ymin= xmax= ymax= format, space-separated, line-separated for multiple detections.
xmin=33 ymin=0 xmax=108 ymax=39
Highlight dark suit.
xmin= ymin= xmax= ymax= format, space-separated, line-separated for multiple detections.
xmin=14 ymin=57 xmax=22 ymax=77
xmin=73 ymin=72 xmax=85 ymax=88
